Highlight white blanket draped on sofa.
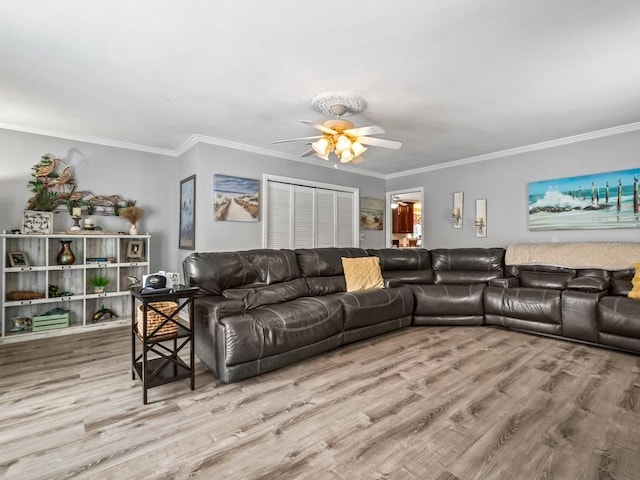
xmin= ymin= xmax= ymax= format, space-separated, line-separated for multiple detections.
xmin=505 ymin=242 xmax=640 ymax=270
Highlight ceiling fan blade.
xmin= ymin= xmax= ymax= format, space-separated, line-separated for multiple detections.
xmin=300 ymin=149 xmax=315 ymax=157
xmin=344 ymin=125 xmax=386 ymax=136
xmin=357 ymin=136 xmax=403 ymax=149
xmin=299 ymin=120 xmax=337 ymax=135
xmin=272 ymin=135 xmax=322 ymax=144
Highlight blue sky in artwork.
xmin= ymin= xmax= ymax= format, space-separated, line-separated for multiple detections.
xmin=213 ymin=174 xmax=259 ymax=195
xmin=529 ymin=168 xmax=640 ymax=196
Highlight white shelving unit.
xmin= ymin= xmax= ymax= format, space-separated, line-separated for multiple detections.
xmin=1 ymin=232 xmax=150 ymax=343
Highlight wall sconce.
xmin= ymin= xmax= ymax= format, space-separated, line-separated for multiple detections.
xmin=475 ymin=198 xmax=487 ymax=237
xmin=452 ymin=192 xmax=463 ymax=228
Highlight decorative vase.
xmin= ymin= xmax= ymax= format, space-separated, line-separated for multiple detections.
xmin=94 ymin=286 xmax=105 ymax=294
xmin=129 ymin=224 xmax=138 ymax=235
xmin=56 ymin=240 xmax=75 ymax=265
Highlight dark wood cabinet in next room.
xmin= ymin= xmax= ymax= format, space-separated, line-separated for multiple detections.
xmin=392 ymin=203 xmax=414 ymax=233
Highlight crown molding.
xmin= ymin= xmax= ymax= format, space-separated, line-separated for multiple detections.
xmin=385 ymin=121 xmax=640 ymax=179
xmin=0 ymin=122 xmax=177 ymax=157
xmin=175 ymin=134 xmax=387 ymax=179
xmin=3 ymin=120 xmax=639 ymax=181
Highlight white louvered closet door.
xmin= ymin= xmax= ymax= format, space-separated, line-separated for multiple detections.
xmin=266 ymin=181 xmax=292 ymax=249
xmin=292 ymin=185 xmax=314 ymax=248
xmin=265 ymin=178 xmax=357 ymax=249
xmin=316 ymin=188 xmax=336 ymax=247
xmin=336 ymin=191 xmax=354 ymax=247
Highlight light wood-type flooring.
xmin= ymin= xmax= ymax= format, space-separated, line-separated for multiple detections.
xmin=1 ymin=325 xmax=639 ymax=480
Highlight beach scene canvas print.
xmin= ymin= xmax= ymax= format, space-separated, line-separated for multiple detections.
xmin=214 ymin=174 xmax=259 ymax=222
xmin=528 ymin=168 xmax=640 ymax=230
xmin=360 ymin=197 xmax=384 ymax=230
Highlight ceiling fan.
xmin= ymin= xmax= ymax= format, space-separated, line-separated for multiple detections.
xmin=272 ymin=93 xmax=402 ymax=164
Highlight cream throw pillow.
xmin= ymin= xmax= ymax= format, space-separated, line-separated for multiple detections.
xmin=628 ymin=263 xmax=640 ymax=299
xmin=342 ymin=257 xmax=384 ymax=292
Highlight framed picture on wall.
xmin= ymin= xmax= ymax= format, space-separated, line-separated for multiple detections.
xmin=179 ymin=175 xmax=196 ymax=249
xmin=213 ymin=174 xmax=259 ymax=222
xmin=528 ymin=167 xmax=640 ymax=230
xmin=360 ymin=197 xmax=384 ymax=230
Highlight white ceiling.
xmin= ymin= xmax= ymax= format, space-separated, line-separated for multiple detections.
xmin=2 ymin=0 xmax=640 ymax=178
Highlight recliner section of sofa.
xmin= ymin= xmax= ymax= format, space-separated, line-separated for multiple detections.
xmin=184 ymin=247 xmax=414 ymax=383
xmin=409 ymin=248 xmax=504 ymax=325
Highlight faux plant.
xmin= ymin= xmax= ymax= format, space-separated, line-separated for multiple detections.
xmin=89 ymin=276 xmax=110 ymax=287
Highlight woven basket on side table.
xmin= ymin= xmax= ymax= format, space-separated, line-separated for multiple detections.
xmin=136 ymin=301 xmax=179 ymax=338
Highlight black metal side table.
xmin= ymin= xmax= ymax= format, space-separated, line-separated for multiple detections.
xmin=130 ymin=286 xmax=199 ymax=404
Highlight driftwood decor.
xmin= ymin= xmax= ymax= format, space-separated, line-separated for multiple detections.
xmin=26 ymin=153 xmax=138 ymax=216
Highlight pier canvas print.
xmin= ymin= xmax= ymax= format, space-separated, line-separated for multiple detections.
xmin=528 ymin=168 xmax=640 ymax=230
xmin=214 ymin=174 xmax=259 ymax=222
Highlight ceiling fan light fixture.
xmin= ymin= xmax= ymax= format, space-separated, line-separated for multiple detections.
xmin=340 ymin=150 xmax=354 ymax=163
xmin=335 ymin=135 xmax=352 ymax=154
xmin=312 ymin=137 xmax=331 ymax=159
xmin=351 ymin=141 xmax=367 ymax=157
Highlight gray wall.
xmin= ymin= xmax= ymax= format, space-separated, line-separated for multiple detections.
xmin=387 ymin=129 xmax=640 ymax=248
xmin=0 ymin=129 xmax=177 ymax=273
xmin=179 ymin=143 xmax=386 ymax=256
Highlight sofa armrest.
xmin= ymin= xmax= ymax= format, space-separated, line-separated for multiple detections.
xmin=385 ymin=278 xmax=404 ymax=288
xmin=193 ymin=295 xmax=246 ymax=324
xmin=488 ymin=277 xmax=520 ymax=288
xmin=566 ymin=277 xmax=609 ymax=293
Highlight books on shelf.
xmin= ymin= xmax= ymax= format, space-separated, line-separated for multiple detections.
xmin=86 ymin=257 xmax=116 ymax=264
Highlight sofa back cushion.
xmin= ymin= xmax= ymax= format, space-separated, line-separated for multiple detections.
xmin=366 ymin=248 xmax=431 ymax=271
xmin=430 ymin=248 xmax=505 ymax=284
xmin=431 ymin=248 xmax=505 ymax=272
xmin=295 ymin=248 xmax=368 ymax=277
xmin=519 ymin=270 xmax=575 ymax=290
xmin=183 ymin=249 xmax=300 ymax=296
xmin=222 ymin=278 xmax=309 ymax=309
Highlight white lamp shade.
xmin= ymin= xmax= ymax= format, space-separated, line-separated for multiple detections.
xmin=335 ymin=135 xmax=352 ymax=154
xmin=340 ymin=149 xmax=354 ymax=163
xmin=351 ymin=141 xmax=367 ymax=157
xmin=312 ymin=138 xmax=331 ymax=160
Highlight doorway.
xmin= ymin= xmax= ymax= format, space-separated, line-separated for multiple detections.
xmin=386 ymin=187 xmax=424 ymax=248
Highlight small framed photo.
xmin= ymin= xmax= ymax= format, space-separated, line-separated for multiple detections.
xmin=21 ymin=210 xmax=54 ymax=234
xmin=127 ymin=240 xmax=143 ymax=259
xmin=8 ymin=252 xmax=29 ymax=267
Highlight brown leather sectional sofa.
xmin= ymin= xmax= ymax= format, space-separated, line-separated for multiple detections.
xmin=183 ymin=247 xmax=640 ymax=383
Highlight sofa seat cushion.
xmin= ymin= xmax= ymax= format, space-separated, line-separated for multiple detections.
xmin=598 ymin=296 xmax=640 ymax=339
xmin=410 ymin=283 xmax=485 ymax=316
xmin=222 ymin=278 xmax=309 ymax=309
xmin=484 ymin=286 xmax=561 ymax=325
xmin=218 ymin=296 xmax=344 ymax=366
xmin=337 ymin=287 xmax=414 ymax=331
